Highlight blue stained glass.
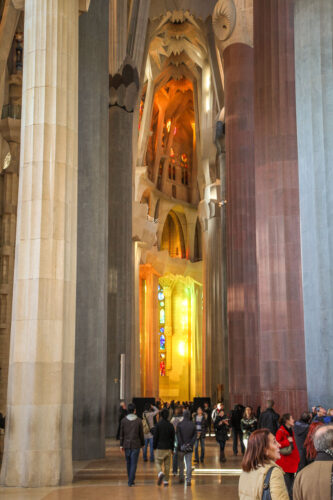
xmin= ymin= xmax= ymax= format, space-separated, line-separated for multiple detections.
xmin=160 ymin=335 xmax=166 ymax=350
xmin=160 ymin=308 xmax=165 ymax=324
xmin=158 ymin=284 xmax=161 ymax=291
xmin=158 ymin=292 xmax=165 ymax=301
xmin=160 ymin=327 xmax=165 ymax=334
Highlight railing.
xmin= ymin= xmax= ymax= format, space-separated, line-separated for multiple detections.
xmin=1 ymin=104 xmax=22 ymax=120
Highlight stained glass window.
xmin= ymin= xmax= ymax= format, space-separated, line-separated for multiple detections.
xmin=158 ymin=292 xmax=164 ymax=301
xmin=160 ymin=308 xmax=165 ymax=324
xmin=158 ymin=283 xmax=166 ymax=376
xmin=160 ymin=335 xmax=166 ymax=350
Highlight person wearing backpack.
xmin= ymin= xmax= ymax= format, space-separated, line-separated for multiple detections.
xmin=177 ymin=410 xmax=197 ymax=486
xmin=142 ymin=403 xmax=159 ymax=462
xmin=239 ymin=428 xmax=289 ymax=499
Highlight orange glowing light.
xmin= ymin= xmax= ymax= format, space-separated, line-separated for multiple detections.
xmin=166 ymin=119 xmax=171 ymax=133
xmin=173 ymin=127 xmax=177 ymax=135
xmin=170 ymin=147 xmax=175 ymax=158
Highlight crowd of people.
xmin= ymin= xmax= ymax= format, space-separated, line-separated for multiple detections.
xmin=117 ymin=398 xmax=333 ymax=499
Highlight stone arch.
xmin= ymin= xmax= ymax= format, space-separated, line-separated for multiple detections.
xmin=140 ymin=188 xmax=152 ymax=215
xmin=161 ymin=209 xmax=186 ymax=258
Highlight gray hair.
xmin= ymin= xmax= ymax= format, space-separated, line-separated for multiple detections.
xmin=313 ymin=425 xmax=333 ymax=451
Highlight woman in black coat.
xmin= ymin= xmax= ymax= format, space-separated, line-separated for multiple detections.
xmin=214 ymin=408 xmax=230 ymax=463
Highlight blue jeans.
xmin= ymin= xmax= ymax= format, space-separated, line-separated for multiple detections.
xmin=194 ymin=435 xmax=205 ymax=461
xmin=143 ymin=437 xmax=154 ymax=461
xmin=179 ymin=451 xmax=193 ymax=482
xmin=125 ymin=448 xmax=140 ymax=486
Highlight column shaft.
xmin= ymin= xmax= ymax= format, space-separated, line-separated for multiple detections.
xmin=1 ymin=0 xmax=79 ymax=486
xmin=254 ymin=0 xmax=307 ymax=414
xmin=224 ymin=43 xmax=260 ymax=408
xmin=295 ymin=0 xmax=333 ymax=408
xmin=72 ymin=0 xmax=109 ymax=460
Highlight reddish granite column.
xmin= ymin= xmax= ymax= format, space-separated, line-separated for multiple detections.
xmin=254 ymin=0 xmax=307 ymax=415
xmin=224 ymin=43 xmax=260 ymax=409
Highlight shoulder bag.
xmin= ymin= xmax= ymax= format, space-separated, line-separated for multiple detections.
xmin=262 ymin=466 xmax=276 ymax=500
xmin=279 ymin=443 xmax=293 ymax=455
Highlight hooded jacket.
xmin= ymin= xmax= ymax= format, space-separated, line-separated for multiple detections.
xmin=120 ymin=414 xmax=144 ymax=449
xmin=177 ymin=411 xmax=196 ymax=451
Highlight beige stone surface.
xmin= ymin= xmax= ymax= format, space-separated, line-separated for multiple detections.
xmin=0 ymin=0 xmax=81 ymax=487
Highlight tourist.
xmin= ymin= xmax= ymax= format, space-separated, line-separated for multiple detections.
xmin=293 ymin=412 xmax=312 ymax=471
xmin=119 ymin=403 xmax=144 ymax=487
xmin=231 ymin=403 xmax=245 ymax=456
xmin=239 ymin=428 xmax=289 ymax=499
xmin=153 ymin=407 xmax=175 ymax=487
xmin=192 ymin=406 xmax=208 ymax=463
xmin=177 ymin=409 xmax=196 ymax=486
xmin=303 ymin=421 xmax=324 ymax=464
xmin=171 ymin=406 xmax=183 ymax=475
xmin=212 ymin=402 xmax=224 ymax=423
xmin=241 ymin=406 xmax=258 ymax=449
xmin=276 ymin=413 xmax=300 ymax=499
xmin=142 ymin=402 xmax=159 ymax=462
xmin=293 ymin=424 xmax=333 ymax=500
xmin=258 ymin=400 xmax=280 ymax=435
xmin=214 ymin=407 xmax=229 ymax=463
xmin=313 ymin=406 xmax=333 ymax=424
xmin=116 ymin=400 xmax=127 ymax=440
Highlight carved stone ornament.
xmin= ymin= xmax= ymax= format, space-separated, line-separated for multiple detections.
xmin=109 ymin=62 xmax=140 ymax=112
xmin=11 ymin=0 xmax=91 ymax=13
xmin=212 ymin=0 xmax=236 ymax=41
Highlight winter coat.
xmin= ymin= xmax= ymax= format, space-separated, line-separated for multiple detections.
xmin=214 ymin=415 xmax=229 ymax=442
xmin=153 ymin=417 xmax=175 ymax=450
xmin=120 ymin=414 xmax=144 ymax=449
xmin=276 ymin=425 xmax=300 ymax=473
xmin=239 ymin=461 xmax=289 ymax=500
xmin=293 ymin=451 xmax=333 ymax=500
xmin=293 ymin=420 xmax=309 ymax=471
xmin=258 ymin=408 xmax=280 ymax=435
xmin=241 ymin=417 xmax=258 ymax=439
xmin=230 ymin=405 xmax=244 ymax=430
xmin=177 ymin=413 xmax=196 ymax=451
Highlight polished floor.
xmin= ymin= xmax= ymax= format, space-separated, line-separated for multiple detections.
xmin=0 ymin=438 xmax=242 ymax=499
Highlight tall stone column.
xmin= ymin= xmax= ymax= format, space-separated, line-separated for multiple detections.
xmin=213 ymin=0 xmax=259 ymax=408
xmin=294 ymin=0 xmax=333 ymax=408
xmin=73 ymin=0 xmax=109 ymax=461
xmin=254 ymin=0 xmax=307 ymax=414
xmin=0 ymin=0 xmax=88 ymax=487
xmin=106 ymin=0 xmax=150 ymax=437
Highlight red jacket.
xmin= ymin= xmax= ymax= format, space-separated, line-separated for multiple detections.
xmin=276 ymin=425 xmax=300 ymax=473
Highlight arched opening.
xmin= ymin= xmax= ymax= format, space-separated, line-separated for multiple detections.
xmin=161 ymin=210 xmax=186 ymax=258
xmin=194 ymin=218 xmax=202 ymax=262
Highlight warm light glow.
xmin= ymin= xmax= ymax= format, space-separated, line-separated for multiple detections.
xmin=166 ymin=119 xmax=171 ymax=133
xmin=173 ymin=126 xmax=177 ymax=135
xmin=178 ymin=340 xmax=186 ymax=357
xmin=205 ymin=96 xmax=210 ymax=112
xmin=205 ymin=73 xmax=211 ymax=91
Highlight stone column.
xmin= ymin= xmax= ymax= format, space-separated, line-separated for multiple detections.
xmin=254 ymin=0 xmax=307 ymax=414
xmin=294 ymin=0 xmax=333 ymax=408
xmin=213 ymin=0 xmax=259 ymax=408
xmin=106 ymin=0 xmax=150 ymax=438
xmin=0 ymin=0 xmax=88 ymax=487
xmin=72 ymin=0 xmax=109 ymax=461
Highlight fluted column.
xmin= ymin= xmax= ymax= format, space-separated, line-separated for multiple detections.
xmin=106 ymin=0 xmax=150 ymax=437
xmin=213 ymin=0 xmax=260 ymax=408
xmin=254 ymin=0 xmax=307 ymax=414
xmin=72 ymin=0 xmax=109 ymax=461
xmin=294 ymin=0 xmax=333 ymax=408
xmin=0 ymin=0 xmax=87 ymax=486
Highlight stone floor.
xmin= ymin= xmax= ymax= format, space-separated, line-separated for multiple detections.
xmin=0 ymin=438 xmax=242 ymax=499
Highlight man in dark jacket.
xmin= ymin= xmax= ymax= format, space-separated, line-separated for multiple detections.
xmin=258 ymin=400 xmax=280 ymax=435
xmin=230 ymin=404 xmax=245 ymax=455
xmin=177 ymin=410 xmax=196 ymax=486
xmin=120 ymin=403 xmax=144 ymax=487
xmin=294 ymin=412 xmax=312 ymax=471
xmin=153 ymin=408 xmax=175 ymax=486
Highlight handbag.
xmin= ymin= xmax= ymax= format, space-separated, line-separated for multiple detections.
xmin=279 ymin=443 xmax=293 ymax=456
xmin=262 ymin=466 xmax=276 ymax=500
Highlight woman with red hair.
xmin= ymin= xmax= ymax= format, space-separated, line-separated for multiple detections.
xmin=304 ymin=421 xmax=324 ymax=464
xmin=239 ymin=429 xmax=289 ymax=499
